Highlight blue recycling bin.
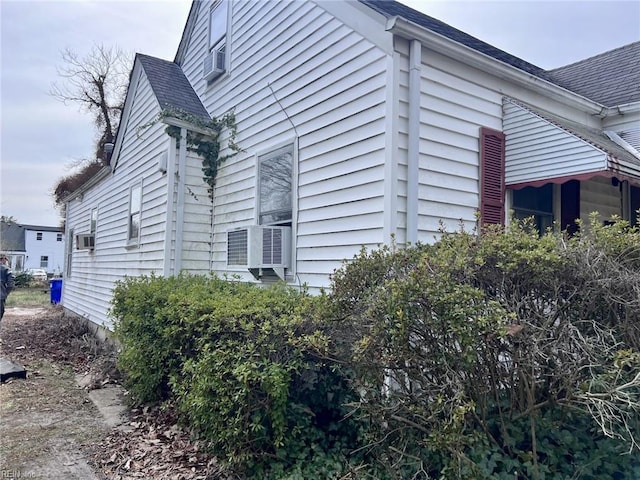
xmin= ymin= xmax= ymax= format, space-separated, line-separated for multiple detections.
xmin=50 ymin=279 xmax=63 ymax=304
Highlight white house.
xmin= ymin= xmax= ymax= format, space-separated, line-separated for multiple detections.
xmin=62 ymin=0 xmax=640 ymax=329
xmin=0 ymin=221 xmax=65 ymax=275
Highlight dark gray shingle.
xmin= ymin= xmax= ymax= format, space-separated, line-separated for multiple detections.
xmin=548 ymin=42 xmax=640 ymax=107
xmin=137 ymin=54 xmax=209 ymax=119
xmin=360 ymin=0 xmax=555 ymax=82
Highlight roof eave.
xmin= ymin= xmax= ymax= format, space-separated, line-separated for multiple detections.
xmin=386 ymin=16 xmax=606 ymax=115
xmin=62 ymin=166 xmax=112 ymax=204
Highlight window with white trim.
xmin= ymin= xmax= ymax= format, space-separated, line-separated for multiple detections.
xmin=66 ymin=229 xmax=73 ymax=277
xmin=90 ymin=208 xmax=98 ymax=236
xmin=204 ymin=0 xmax=229 ymax=81
xmin=40 ymin=256 xmax=48 ymax=268
xmin=209 ymin=0 xmax=228 ymax=49
xmin=36 ymin=232 xmax=43 ymax=241
xmin=258 ymin=144 xmax=293 ymax=226
xmin=56 ymin=233 xmax=63 ymax=242
xmin=128 ymin=183 xmax=142 ymax=242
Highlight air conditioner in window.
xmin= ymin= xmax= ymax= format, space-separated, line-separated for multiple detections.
xmin=203 ymin=48 xmax=225 ymax=81
xmin=227 ymin=225 xmax=291 ymax=280
xmin=75 ymin=234 xmax=95 ymax=250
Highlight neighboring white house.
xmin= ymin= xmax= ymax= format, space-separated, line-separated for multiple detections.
xmin=0 ymin=221 xmax=65 ymax=275
xmin=62 ymin=0 xmax=640 ymax=329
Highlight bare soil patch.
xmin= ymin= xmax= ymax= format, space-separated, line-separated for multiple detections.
xmin=0 ymin=306 xmax=231 ymax=479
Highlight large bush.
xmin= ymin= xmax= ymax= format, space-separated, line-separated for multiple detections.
xmin=111 ymin=275 xmax=367 ymax=478
xmin=329 ymin=217 xmax=640 ymax=478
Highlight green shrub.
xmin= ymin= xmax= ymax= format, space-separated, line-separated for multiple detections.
xmin=111 ymin=275 xmax=368 ymax=478
xmin=328 ymin=218 xmax=640 ymax=478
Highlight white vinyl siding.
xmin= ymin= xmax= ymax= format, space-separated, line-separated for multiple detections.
xmin=503 ymin=100 xmax=607 ymax=185
xmin=395 ymin=44 xmax=503 ymax=241
xmin=63 ymin=71 xmax=171 ymax=329
xmin=179 ymin=0 xmax=389 ymax=288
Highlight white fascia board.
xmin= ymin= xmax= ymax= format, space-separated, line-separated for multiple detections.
xmin=314 ymin=0 xmax=394 ymax=54
xmin=386 ymin=16 xmax=605 ymax=116
xmin=603 ymin=101 xmax=640 ymax=117
xmin=111 ymin=59 xmax=144 ymax=173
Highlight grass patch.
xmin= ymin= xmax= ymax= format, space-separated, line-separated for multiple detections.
xmin=6 ymin=287 xmax=52 ymax=308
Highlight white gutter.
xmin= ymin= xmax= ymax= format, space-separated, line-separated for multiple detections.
xmin=407 ymin=39 xmax=421 ymax=245
xmin=174 ymin=127 xmax=187 ymax=273
xmin=386 ymin=16 xmax=606 ymax=116
xmin=163 ymin=136 xmax=177 ymax=277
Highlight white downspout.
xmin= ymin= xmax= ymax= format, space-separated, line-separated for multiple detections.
xmin=175 ymin=127 xmax=188 ymax=273
xmin=163 ymin=136 xmax=177 ymax=277
xmin=407 ymin=39 xmax=421 ymax=245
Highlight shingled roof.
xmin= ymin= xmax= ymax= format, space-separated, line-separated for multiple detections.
xmin=360 ymin=0 xmax=555 ymax=82
xmin=548 ymin=42 xmax=640 ymax=108
xmin=137 ymin=54 xmax=209 ymax=119
xmin=360 ymin=1 xmax=639 ymax=108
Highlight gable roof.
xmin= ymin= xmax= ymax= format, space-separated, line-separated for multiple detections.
xmin=0 ymin=222 xmax=25 ymax=252
xmin=359 ymin=0 xmax=555 ymax=82
xmin=137 ymin=54 xmax=209 ymax=119
xmin=548 ymin=42 xmax=640 ymax=108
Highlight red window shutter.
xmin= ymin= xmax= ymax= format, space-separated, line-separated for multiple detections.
xmin=480 ymin=127 xmax=506 ymax=226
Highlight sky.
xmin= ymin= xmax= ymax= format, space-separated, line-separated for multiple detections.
xmin=1 ymin=0 xmax=639 ymax=228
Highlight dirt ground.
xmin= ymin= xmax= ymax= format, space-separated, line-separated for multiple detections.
xmin=0 ymin=306 xmax=231 ymax=479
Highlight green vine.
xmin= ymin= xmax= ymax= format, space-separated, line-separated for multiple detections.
xmin=140 ymin=107 xmax=240 ymax=200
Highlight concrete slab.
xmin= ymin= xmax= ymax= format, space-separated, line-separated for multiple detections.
xmin=76 ymin=374 xmax=131 ymax=430
xmin=0 ymin=357 xmax=27 ymax=382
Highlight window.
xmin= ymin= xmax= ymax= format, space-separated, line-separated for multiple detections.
xmin=56 ymin=233 xmax=63 ymax=242
xmin=209 ymin=0 xmax=228 ymax=49
xmin=40 ymin=256 xmax=48 ymax=268
xmin=258 ymin=144 xmax=293 ymax=225
xmin=66 ymin=229 xmax=73 ymax=277
xmin=90 ymin=208 xmax=98 ymax=235
xmin=479 ymin=127 xmax=506 ymax=226
xmin=512 ymin=184 xmax=554 ymax=232
xmin=36 ymin=232 xmax=43 ymax=241
xmin=128 ymin=183 xmax=142 ymax=242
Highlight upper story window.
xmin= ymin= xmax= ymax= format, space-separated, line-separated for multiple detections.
xmin=56 ymin=233 xmax=63 ymax=242
xmin=258 ymin=144 xmax=293 ymax=226
xmin=36 ymin=232 xmax=43 ymax=240
xmin=90 ymin=208 xmax=98 ymax=235
xmin=209 ymin=0 xmax=228 ymax=49
xmin=128 ymin=183 xmax=142 ymax=243
xmin=204 ymin=0 xmax=229 ymax=82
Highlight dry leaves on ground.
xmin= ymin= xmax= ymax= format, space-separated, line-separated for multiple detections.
xmin=1 ymin=306 xmax=235 ymax=480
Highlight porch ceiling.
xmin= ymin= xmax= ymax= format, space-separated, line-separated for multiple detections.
xmin=503 ymin=98 xmax=640 ymax=189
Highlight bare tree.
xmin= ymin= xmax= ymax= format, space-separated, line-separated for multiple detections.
xmin=51 ymin=44 xmax=130 ymax=162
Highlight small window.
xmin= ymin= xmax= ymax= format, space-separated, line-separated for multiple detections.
xmin=36 ymin=232 xmax=43 ymax=241
xmin=259 ymin=145 xmax=293 ymax=225
xmin=56 ymin=233 xmax=63 ymax=242
xmin=209 ymin=0 xmax=228 ymax=49
xmin=128 ymin=183 xmax=142 ymax=242
xmin=40 ymin=256 xmax=48 ymax=268
xmin=66 ymin=229 xmax=73 ymax=277
xmin=90 ymin=208 xmax=98 ymax=235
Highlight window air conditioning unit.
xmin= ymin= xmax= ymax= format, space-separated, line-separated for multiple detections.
xmin=75 ymin=234 xmax=95 ymax=250
xmin=227 ymin=225 xmax=291 ymax=280
xmin=203 ymin=48 xmax=225 ymax=81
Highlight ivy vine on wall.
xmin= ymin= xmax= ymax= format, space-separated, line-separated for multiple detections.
xmin=140 ymin=107 xmax=240 ymax=200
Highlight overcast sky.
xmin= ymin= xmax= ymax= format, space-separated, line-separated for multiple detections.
xmin=1 ymin=0 xmax=639 ymax=227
